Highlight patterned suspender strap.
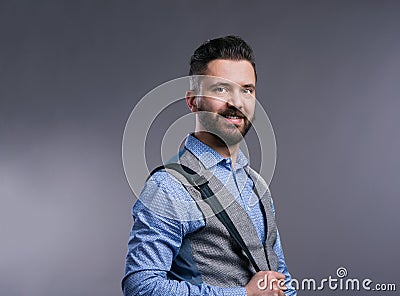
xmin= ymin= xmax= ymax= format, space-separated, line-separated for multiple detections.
xmin=148 ymin=163 xmax=262 ymax=272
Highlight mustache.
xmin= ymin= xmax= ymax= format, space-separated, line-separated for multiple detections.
xmin=197 ymin=106 xmax=253 ymax=121
xmin=218 ymin=107 xmax=247 ymax=119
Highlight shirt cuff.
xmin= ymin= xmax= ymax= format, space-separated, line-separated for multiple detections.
xmin=221 ymin=286 xmax=247 ymax=296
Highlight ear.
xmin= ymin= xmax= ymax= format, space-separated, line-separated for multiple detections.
xmin=185 ymin=91 xmax=198 ymax=112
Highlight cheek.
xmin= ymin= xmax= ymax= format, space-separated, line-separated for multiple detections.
xmin=244 ymin=100 xmax=256 ymax=114
xmin=201 ymin=97 xmax=226 ymax=110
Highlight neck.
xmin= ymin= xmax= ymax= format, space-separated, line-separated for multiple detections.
xmin=193 ymin=131 xmax=240 ymax=167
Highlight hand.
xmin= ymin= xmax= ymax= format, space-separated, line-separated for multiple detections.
xmin=245 ymin=271 xmax=286 ymax=296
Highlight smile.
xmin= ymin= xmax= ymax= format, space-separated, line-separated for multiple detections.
xmin=222 ymin=115 xmax=244 ymax=124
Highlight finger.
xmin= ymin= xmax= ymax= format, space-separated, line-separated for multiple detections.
xmin=271 ymin=278 xmax=287 ymax=293
xmin=272 ymin=271 xmax=286 ymax=280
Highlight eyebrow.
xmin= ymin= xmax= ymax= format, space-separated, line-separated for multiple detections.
xmin=208 ymin=82 xmax=256 ymax=89
xmin=242 ymin=84 xmax=255 ymax=89
xmin=208 ymin=82 xmax=231 ymax=88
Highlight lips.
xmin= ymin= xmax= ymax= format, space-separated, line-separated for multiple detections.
xmin=223 ymin=116 xmax=243 ymax=125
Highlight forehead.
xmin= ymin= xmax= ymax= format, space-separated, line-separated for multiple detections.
xmin=204 ymin=59 xmax=256 ymax=86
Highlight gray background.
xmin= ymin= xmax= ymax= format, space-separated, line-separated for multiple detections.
xmin=1 ymin=1 xmax=399 ymax=295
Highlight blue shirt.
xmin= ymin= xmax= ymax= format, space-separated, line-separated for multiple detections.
xmin=123 ymin=134 xmax=297 ymax=295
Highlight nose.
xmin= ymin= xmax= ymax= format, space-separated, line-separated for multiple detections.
xmin=226 ymin=88 xmax=244 ymax=110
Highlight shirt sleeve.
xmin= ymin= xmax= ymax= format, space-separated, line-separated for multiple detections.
xmin=122 ymin=172 xmax=247 ymax=296
xmin=271 ymin=199 xmax=297 ymax=296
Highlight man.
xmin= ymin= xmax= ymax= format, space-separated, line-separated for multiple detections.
xmin=123 ymin=36 xmax=296 ymax=296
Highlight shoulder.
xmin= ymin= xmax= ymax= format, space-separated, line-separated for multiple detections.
xmin=145 ymin=169 xmax=195 ymax=203
xmin=134 ymin=168 xmax=204 ymax=222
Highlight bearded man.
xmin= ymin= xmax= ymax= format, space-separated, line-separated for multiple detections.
xmin=123 ymin=35 xmax=297 ymax=296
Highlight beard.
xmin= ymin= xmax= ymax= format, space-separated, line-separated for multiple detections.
xmin=197 ymin=104 xmax=254 ymax=146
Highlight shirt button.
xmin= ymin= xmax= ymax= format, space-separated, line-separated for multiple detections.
xmin=226 ymin=159 xmax=231 ymax=163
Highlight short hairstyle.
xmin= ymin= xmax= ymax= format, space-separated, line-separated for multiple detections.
xmin=189 ymin=35 xmax=257 ymax=80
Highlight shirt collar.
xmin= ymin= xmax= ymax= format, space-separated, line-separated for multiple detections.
xmin=184 ymin=133 xmax=249 ymax=170
xmin=236 ymin=148 xmax=249 ymax=169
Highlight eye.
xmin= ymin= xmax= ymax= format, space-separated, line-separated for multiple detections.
xmin=215 ymin=87 xmax=228 ymax=93
xmin=242 ymin=88 xmax=254 ymax=95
